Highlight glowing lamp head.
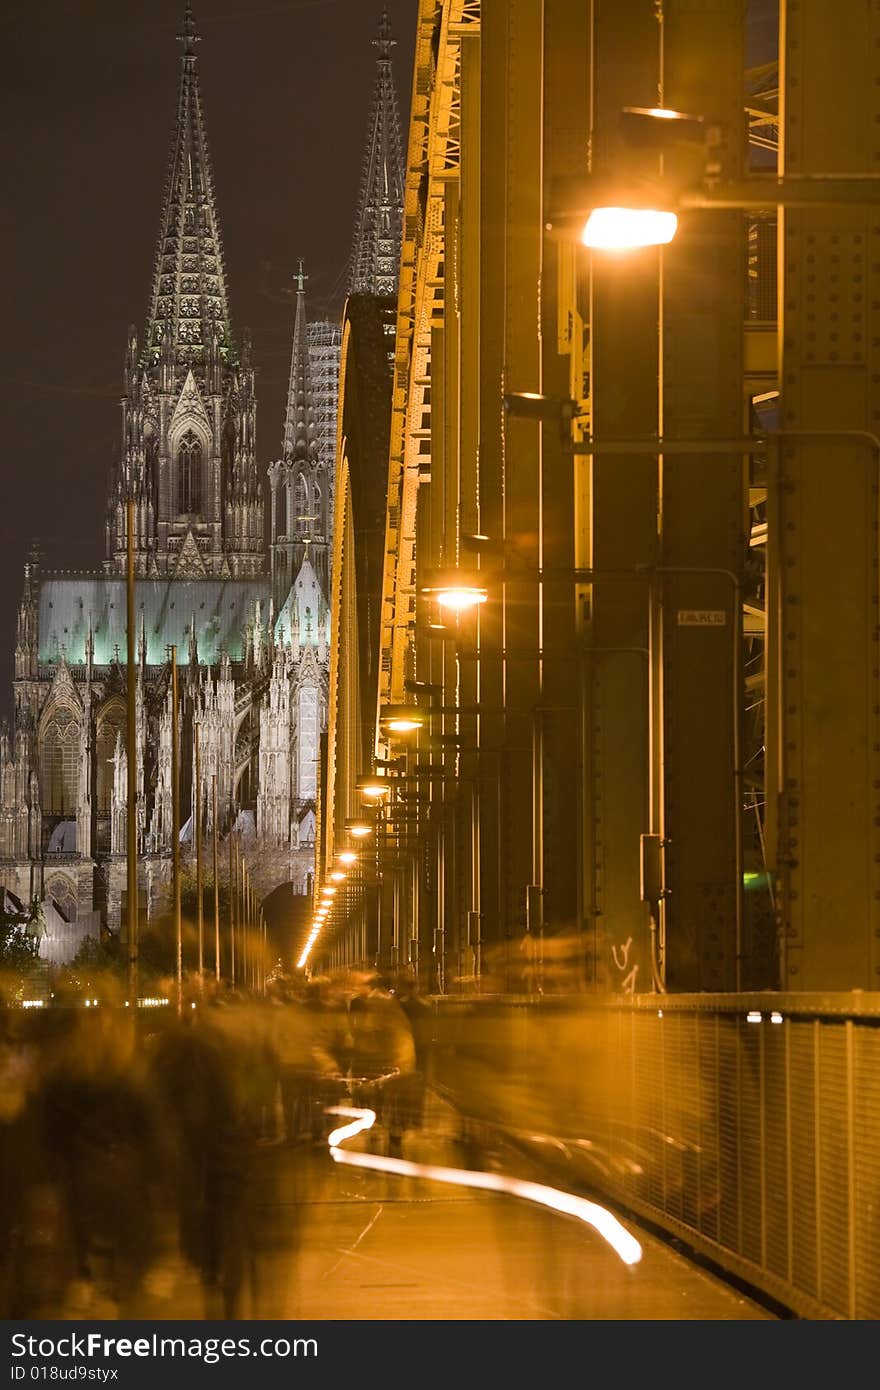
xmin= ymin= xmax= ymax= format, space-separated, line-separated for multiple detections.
xmin=421 ymin=569 xmax=489 ymax=614
xmin=330 ymin=870 xmax=346 ymax=882
xmin=434 ymin=585 xmax=489 ymax=612
xmin=379 ymin=704 xmax=426 ymax=736
xmin=358 ymin=777 xmax=391 ymax=799
xmin=346 ymin=820 xmax=373 ymax=839
xmin=337 ymin=850 xmax=357 ymax=865
xmin=582 ymin=206 xmax=678 ymax=251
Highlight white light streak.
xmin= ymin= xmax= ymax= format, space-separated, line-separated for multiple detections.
xmin=326 ymin=1106 xmax=642 ymax=1267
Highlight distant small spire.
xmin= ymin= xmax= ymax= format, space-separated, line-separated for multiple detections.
xmin=177 ymin=5 xmax=201 ymax=61
xmin=374 ymin=9 xmax=396 ymax=59
xmin=281 ymin=267 xmax=318 ymax=465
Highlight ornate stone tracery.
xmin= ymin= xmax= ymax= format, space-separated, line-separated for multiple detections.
xmin=0 ymin=7 xmax=403 ymax=945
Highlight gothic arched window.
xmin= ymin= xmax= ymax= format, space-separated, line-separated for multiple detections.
xmin=96 ymin=701 xmax=126 ymax=814
xmin=295 ymin=473 xmax=309 ymax=535
xmin=177 ymin=430 xmax=202 ymax=514
xmin=47 ymin=874 xmax=77 ymax=924
xmin=40 ymin=710 xmax=80 ymax=815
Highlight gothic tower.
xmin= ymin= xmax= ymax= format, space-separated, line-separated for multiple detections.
xmin=348 ymin=10 xmax=406 ymax=298
xmin=105 ymin=6 xmax=263 ymax=580
xmin=268 ymin=264 xmax=332 ymax=608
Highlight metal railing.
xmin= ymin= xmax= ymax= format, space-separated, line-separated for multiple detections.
xmin=430 ymin=991 xmax=880 ymax=1319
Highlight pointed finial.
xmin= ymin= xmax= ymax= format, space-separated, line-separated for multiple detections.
xmin=177 ymin=6 xmax=201 ymax=60
xmin=374 ymin=9 xmax=395 ymax=59
xmin=295 ymin=259 xmax=307 ymax=293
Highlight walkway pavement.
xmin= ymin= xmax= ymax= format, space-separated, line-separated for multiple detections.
xmin=109 ymin=1089 xmax=776 ymax=1322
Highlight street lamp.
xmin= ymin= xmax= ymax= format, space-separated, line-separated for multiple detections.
xmin=357 ymin=775 xmax=392 ymax=800
xmin=546 ymin=170 xmax=682 ymax=250
xmin=548 ymin=102 xmax=880 ymax=257
xmin=420 ymin=569 xmax=489 ymax=612
xmin=582 ymin=205 xmax=678 ymax=250
xmin=378 ymin=704 xmax=428 ymax=735
xmin=345 ymin=816 xmax=374 ymax=839
xmin=337 ymin=849 xmax=358 ymax=865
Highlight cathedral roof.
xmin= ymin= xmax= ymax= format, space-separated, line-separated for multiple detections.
xmin=143 ymin=6 xmax=235 ymax=372
xmin=282 ymin=263 xmax=319 ymax=468
xmin=348 ymin=10 xmax=405 ymax=298
xmin=38 ymin=576 xmax=271 ymax=667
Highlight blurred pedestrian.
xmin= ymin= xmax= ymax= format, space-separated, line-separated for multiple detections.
xmin=38 ymin=996 xmax=165 ymax=1316
xmin=348 ymin=973 xmax=417 ymax=1157
xmin=147 ymin=993 xmax=260 ymax=1318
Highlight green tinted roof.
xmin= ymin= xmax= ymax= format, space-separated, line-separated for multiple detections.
xmin=38 ymin=576 xmax=272 ymax=666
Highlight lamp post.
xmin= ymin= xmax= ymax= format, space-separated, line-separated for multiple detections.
xmin=212 ymin=773 xmax=220 ymax=983
xmin=125 ymin=500 xmax=138 ymax=1011
xmin=229 ymin=825 xmax=236 ymax=987
xmin=169 ymin=646 xmax=182 ymax=1014
xmin=195 ymin=719 xmax=203 ymax=989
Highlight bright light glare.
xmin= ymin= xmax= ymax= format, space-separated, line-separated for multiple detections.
xmin=582 ymin=206 xmax=678 ymax=251
xmin=361 ymin=782 xmax=390 ymax=798
xmin=747 ymin=1010 xmax=762 ymax=1023
xmin=770 ymin=1011 xmax=783 ymax=1024
xmin=298 ymin=921 xmax=323 ymax=969
xmin=385 ymin=717 xmax=423 ymax=733
xmin=646 ymin=107 xmax=680 ymax=119
xmin=330 ymin=870 xmax=346 ymax=881
xmin=326 ymin=1106 xmax=642 ymax=1267
xmin=348 ymin=823 xmax=373 ymax=838
xmin=327 ymin=1105 xmax=377 ymax=1149
xmin=434 ymin=586 xmax=488 ymax=612
xmin=338 ymin=851 xmax=357 ymax=865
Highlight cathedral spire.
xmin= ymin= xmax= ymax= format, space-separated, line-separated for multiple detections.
xmin=270 ymin=263 xmax=332 ymax=608
xmin=347 ymin=9 xmax=405 ymax=298
xmin=283 ymin=261 xmax=318 ymax=467
xmin=143 ymin=7 xmax=234 ymax=374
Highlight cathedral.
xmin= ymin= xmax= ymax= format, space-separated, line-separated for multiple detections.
xmin=0 ymin=8 xmax=403 ymax=957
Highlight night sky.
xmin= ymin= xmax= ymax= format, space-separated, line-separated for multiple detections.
xmin=0 ymin=1 xmax=776 ymax=719
xmin=0 ymin=0 xmax=417 ymax=714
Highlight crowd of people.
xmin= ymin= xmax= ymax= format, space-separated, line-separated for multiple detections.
xmin=0 ymin=968 xmax=430 ymax=1320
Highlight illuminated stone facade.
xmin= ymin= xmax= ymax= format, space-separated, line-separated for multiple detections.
xmin=0 ymin=11 xmax=331 ymax=943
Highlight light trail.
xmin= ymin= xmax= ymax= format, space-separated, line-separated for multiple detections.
xmin=326 ymin=1105 xmax=643 ymax=1267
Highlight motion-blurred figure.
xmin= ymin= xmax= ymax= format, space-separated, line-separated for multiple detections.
xmin=270 ymin=976 xmax=345 ymax=1145
xmin=147 ymin=991 xmax=263 ymax=1318
xmin=348 ymin=972 xmax=417 ymax=1157
xmin=38 ymin=990 xmax=165 ymax=1316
